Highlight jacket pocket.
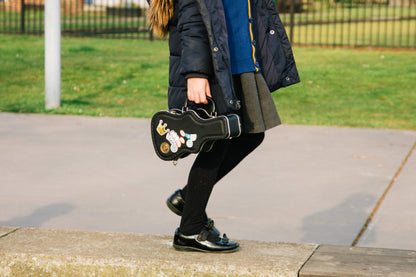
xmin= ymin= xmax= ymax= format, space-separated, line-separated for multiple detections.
xmin=266 ymin=20 xmax=287 ymax=80
xmin=256 ymin=15 xmax=287 ymax=92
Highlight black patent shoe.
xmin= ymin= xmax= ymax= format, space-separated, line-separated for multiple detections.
xmin=173 ymin=228 xmax=239 ymax=253
xmin=166 ymin=189 xmax=221 ymax=236
xmin=166 ymin=189 xmax=184 ymax=216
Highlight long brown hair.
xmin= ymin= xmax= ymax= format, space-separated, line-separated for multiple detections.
xmin=147 ymin=0 xmax=175 ymax=38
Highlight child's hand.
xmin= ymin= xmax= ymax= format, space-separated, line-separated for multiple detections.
xmin=187 ymin=78 xmax=212 ymax=104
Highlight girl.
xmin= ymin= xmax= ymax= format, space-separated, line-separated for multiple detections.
xmin=148 ymin=0 xmax=299 ymax=252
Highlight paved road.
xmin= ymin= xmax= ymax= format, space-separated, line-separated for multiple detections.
xmin=1 ymin=112 xmax=415 ymax=250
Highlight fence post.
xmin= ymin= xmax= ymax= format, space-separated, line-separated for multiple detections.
xmin=289 ymin=0 xmax=295 ymax=44
xmin=20 ymin=0 xmax=25 ymax=33
xmin=45 ymin=0 xmax=61 ymax=109
xmin=149 ymin=28 xmax=153 ymax=41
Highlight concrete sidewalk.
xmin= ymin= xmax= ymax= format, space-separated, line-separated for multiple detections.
xmin=1 ymin=112 xmax=416 ymax=252
xmin=2 ymin=227 xmax=416 ymax=277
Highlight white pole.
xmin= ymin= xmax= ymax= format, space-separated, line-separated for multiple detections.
xmin=45 ymin=0 xmax=61 ymax=109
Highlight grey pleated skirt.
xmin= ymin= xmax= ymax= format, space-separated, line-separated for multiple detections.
xmin=233 ymin=72 xmax=281 ymax=134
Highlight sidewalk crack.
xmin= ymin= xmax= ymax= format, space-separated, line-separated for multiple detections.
xmin=298 ymin=244 xmax=320 ymax=277
xmin=351 ymin=140 xmax=416 ymax=247
xmin=0 ymin=227 xmax=20 ymax=239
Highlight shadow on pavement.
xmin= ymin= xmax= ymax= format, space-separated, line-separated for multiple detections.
xmin=0 ymin=203 xmax=75 ymax=228
xmin=301 ymin=193 xmax=377 ymax=245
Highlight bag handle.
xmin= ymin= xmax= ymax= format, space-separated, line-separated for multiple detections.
xmin=183 ymin=97 xmax=216 ymax=116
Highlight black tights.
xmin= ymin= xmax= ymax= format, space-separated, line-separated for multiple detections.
xmin=179 ymin=132 xmax=265 ymax=235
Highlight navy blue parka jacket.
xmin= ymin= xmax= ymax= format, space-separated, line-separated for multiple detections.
xmin=166 ymin=0 xmax=300 ymax=115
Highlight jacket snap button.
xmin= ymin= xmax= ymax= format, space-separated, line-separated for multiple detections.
xmin=229 ymin=100 xmax=233 ymax=105
xmin=285 ymin=77 xmax=290 ymax=81
xmin=213 ymin=47 xmax=219 ymax=52
xmin=270 ymin=30 xmax=275 ymax=35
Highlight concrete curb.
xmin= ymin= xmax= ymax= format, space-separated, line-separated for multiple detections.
xmin=1 ymin=227 xmax=415 ymax=277
xmin=0 ymin=227 xmax=317 ymax=277
xmin=299 ymin=245 xmax=416 ymax=277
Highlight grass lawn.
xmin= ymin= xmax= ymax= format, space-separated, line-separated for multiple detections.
xmin=275 ymin=47 xmax=416 ymax=129
xmin=0 ymin=34 xmax=415 ymax=130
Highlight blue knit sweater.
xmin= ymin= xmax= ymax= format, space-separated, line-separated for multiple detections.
xmin=222 ymin=0 xmax=259 ymax=75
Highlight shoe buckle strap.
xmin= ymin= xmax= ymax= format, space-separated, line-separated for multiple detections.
xmin=222 ymin=233 xmax=229 ymax=244
xmin=197 ymin=229 xmax=209 ymax=241
xmin=205 ymin=219 xmax=215 ymax=230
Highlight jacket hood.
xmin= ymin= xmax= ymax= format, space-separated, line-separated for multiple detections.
xmin=147 ymin=0 xmax=175 ymax=38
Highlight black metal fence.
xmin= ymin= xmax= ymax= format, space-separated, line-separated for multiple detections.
xmin=0 ymin=0 xmax=151 ymax=39
xmin=1 ymin=0 xmax=415 ymax=48
xmin=280 ymin=0 xmax=416 ymax=48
